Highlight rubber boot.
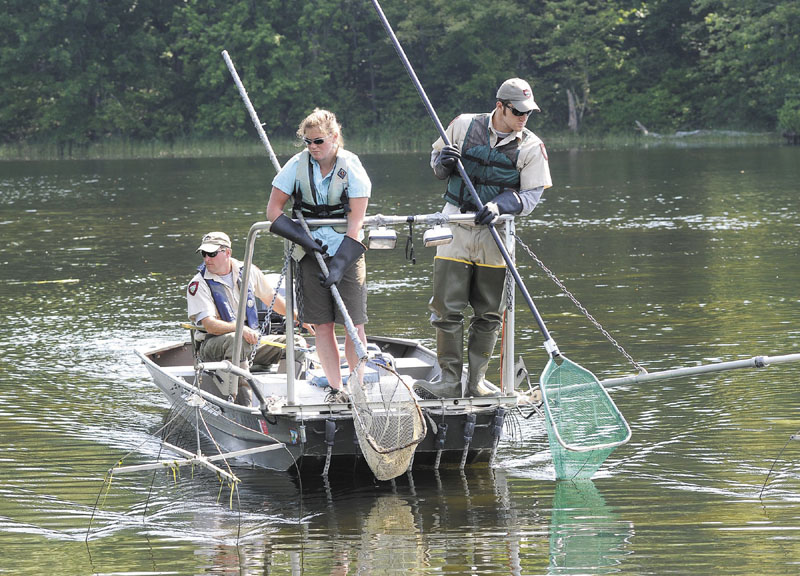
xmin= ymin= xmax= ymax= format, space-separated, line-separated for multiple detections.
xmin=465 ymin=264 xmax=506 ymax=397
xmin=414 ymin=258 xmax=471 ymax=399
xmin=414 ymin=326 xmax=464 ymax=399
xmin=465 ymin=328 xmax=501 ymax=397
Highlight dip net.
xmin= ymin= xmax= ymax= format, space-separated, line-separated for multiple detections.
xmin=540 ymin=356 xmax=631 ymax=479
xmin=346 ymin=356 xmax=427 ymax=481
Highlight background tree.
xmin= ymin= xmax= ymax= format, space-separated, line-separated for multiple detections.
xmin=1 ymin=0 xmax=798 ymax=151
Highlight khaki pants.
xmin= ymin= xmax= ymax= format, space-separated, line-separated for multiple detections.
xmin=199 ymin=332 xmax=307 ymax=396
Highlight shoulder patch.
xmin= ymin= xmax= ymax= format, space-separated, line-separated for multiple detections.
xmin=540 ymin=142 xmax=548 ymax=162
xmin=337 ymin=168 xmax=347 ymax=180
xmin=188 ymin=281 xmax=199 ymax=296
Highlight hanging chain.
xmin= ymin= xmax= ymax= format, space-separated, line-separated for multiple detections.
xmin=512 ymin=232 xmax=647 ymax=374
xmin=248 ymin=242 xmax=295 ymax=367
xmin=405 ymin=221 xmax=416 ymax=264
xmin=293 ymin=258 xmax=304 ymax=324
xmin=504 ymin=267 xmax=514 ymax=310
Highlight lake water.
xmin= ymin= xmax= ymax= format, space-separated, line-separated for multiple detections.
xmin=1 ymin=146 xmax=799 ymax=575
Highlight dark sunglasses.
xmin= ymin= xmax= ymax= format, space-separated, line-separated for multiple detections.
xmin=201 ymin=249 xmax=223 ymax=258
xmin=504 ymin=102 xmax=530 ymax=117
xmin=303 ymin=136 xmax=329 ymax=146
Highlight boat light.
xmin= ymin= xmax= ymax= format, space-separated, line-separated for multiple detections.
xmin=423 ymin=225 xmax=453 ymax=247
xmin=368 ymin=226 xmax=397 ymax=250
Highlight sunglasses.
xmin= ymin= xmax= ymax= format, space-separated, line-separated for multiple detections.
xmin=303 ymin=135 xmax=329 ymax=146
xmin=504 ymin=102 xmax=530 ymax=117
xmin=201 ymin=249 xmax=223 ymax=258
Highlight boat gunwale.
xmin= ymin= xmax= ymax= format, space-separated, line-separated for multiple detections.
xmin=136 ymin=343 xmax=519 ymax=419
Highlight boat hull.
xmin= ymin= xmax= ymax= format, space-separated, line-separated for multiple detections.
xmin=138 ymin=337 xmax=516 ymax=477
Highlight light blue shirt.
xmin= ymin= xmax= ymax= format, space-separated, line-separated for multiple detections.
xmin=272 ymin=149 xmax=371 ymax=254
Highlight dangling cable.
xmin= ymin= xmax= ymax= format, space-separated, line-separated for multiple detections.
xmin=760 ymin=430 xmax=799 ymax=499
xmin=405 ymin=218 xmax=416 ymax=264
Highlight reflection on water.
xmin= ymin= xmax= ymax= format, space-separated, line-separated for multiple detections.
xmin=548 ymin=480 xmax=632 ymax=574
xmin=1 ymin=149 xmax=799 ymax=575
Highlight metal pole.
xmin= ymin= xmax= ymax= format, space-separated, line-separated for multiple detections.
xmin=600 ymin=353 xmax=800 ymax=388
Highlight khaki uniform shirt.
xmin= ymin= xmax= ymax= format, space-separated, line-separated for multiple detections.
xmin=431 ymin=109 xmax=552 ymax=215
xmin=186 ymin=258 xmax=276 ymax=339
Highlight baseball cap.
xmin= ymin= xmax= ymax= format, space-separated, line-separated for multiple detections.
xmin=196 ymin=231 xmax=231 ymax=253
xmin=496 ymin=78 xmax=539 ymax=112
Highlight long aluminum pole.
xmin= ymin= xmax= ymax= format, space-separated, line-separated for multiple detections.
xmin=600 ymin=353 xmax=800 ymax=388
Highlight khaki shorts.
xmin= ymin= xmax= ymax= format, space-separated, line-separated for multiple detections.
xmin=298 ymin=253 xmax=368 ymax=325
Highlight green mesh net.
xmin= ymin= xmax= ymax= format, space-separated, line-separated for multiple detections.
xmin=540 ymin=356 xmax=631 ymax=479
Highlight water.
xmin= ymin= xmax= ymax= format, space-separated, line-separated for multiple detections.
xmin=1 ymin=147 xmax=799 ymax=575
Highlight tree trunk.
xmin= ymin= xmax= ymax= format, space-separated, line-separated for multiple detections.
xmin=567 ymin=88 xmax=579 ymax=133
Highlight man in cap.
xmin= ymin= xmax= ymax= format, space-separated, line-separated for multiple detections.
xmin=186 ymin=231 xmax=311 ymax=405
xmin=415 ymin=78 xmax=552 ymax=400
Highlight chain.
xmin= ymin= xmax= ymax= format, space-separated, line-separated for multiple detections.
xmin=512 ymin=232 xmax=646 ymax=374
xmin=293 ymin=258 xmax=304 ymax=324
xmin=504 ymin=267 xmax=514 ymax=310
xmin=248 ymin=243 xmax=295 ymax=367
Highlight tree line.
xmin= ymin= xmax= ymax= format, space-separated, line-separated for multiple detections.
xmin=2 ymin=0 xmax=799 ymax=152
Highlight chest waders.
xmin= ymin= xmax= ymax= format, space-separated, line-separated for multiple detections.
xmin=417 ymin=117 xmax=521 ymax=399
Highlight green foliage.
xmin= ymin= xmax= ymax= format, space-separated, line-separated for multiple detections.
xmin=777 ymin=100 xmax=800 ymax=133
xmin=0 ymin=0 xmax=798 ymax=153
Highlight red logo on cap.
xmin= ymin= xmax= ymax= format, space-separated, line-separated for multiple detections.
xmin=523 ymin=89 xmax=531 ymax=97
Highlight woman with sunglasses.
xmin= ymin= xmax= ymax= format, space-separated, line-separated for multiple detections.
xmin=414 ymin=78 xmax=553 ymax=401
xmin=267 ymin=108 xmax=372 ymax=403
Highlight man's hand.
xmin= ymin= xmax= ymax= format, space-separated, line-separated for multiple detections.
xmin=474 ymin=191 xmax=523 ymax=225
xmin=242 ymin=326 xmax=260 ymax=345
xmin=475 ymin=201 xmax=500 ymax=225
xmin=438 ymin=144 xmax=461 ymax=171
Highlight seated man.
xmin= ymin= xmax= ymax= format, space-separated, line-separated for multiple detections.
xmin=186 ymin=231 xmax=312 ymax=405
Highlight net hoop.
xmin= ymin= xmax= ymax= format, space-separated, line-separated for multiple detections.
xmin=347 ymin=357 xmax=427 ymax=480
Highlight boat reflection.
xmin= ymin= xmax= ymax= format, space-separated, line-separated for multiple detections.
xmin=161 ymin=464 xmax=632 ymax=574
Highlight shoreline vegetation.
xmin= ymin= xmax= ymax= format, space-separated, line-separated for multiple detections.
xmin=0 ymin=130 xmax=781 ymax=162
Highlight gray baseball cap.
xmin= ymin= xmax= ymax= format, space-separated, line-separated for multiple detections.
xmin=196 ymin=231 xmax=231 ymax=253
xmin=496 ymin=78 xmax=539 ymax=112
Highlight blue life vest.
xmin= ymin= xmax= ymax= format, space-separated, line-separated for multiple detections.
xmin=444 ymin=113 xmax=521 ymax=210
xmin=198 ymin=264 xmax=259 ymax=329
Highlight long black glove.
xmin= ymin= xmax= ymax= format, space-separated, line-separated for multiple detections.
xmin=270 ymin=214 xmax=327 ymax=254
xmin=474 ymin=190 xmax=523 ymax=225
xmin=438 ymin=144 xmax=461 ymax=172
xmin=320 ymin=236 xmax=366 ymax=288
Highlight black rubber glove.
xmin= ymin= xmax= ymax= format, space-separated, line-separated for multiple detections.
xmin=320 ymin=236 xmax=367 ymax=288
xmin=438 ymin=144 xmax=461 ymax=171
xmin=270 ymin=214 xmax=327 ymax=255
xmin=474 ymin=191 xmax=523 ymax=225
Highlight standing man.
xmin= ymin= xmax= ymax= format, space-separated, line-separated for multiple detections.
xmin=415 ymin=78 xmax=552 ymax=399
xmin=187 ymin=231 xmax=310 ymax=406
